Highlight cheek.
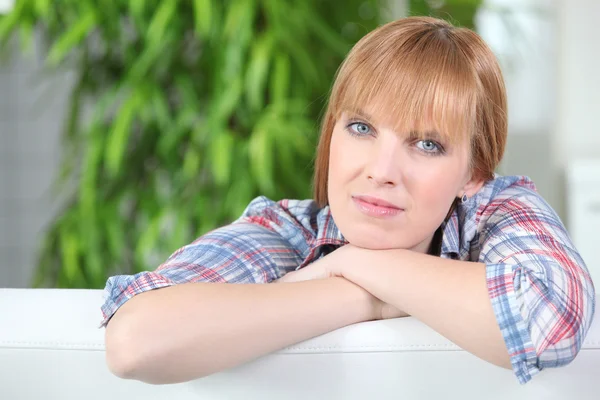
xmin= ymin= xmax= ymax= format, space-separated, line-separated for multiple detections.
xmin=403 ymin=162 xmax=462 ymax=210
xmin=327 ymin=136 xmax=340 ymax=187
xmin=328 ymin=130 xmax=353 ymax=184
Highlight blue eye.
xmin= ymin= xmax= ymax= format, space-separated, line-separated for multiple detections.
xmin=347 ymin=122 xmax=372 ymax=137
xmin=416 ymin=140 xmax=444 ymax=154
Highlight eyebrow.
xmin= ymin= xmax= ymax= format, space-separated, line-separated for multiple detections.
xmin=406 ymin=130 xmax=445 ymax=142
xmin=345 ymin=108 xmax=375 ymax=122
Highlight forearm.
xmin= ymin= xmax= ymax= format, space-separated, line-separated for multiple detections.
xmin=105 ymin=278 xmax=375 ymax=384
xmin=340 ymin=249 xmax=511 ymax=369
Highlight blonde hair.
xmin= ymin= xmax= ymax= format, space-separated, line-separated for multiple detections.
xmin=313 ymin=16 xmax=507 ymax=206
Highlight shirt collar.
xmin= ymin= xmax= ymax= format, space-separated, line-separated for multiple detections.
xmin=441 ymin=208 xmax=461 ymax=257
xmin=317 ymin=206 xmax=347 ymax=245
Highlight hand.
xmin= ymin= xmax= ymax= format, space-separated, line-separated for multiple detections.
xmin=275 ymin=247 xmax=409 ymax=320
xmin=276 ymin=244 xmax=357 ymax=283
xmin=274 ymin=244 xmax=355 ymax=283
xmin=275 ymin=256 xmax=334 ymax=283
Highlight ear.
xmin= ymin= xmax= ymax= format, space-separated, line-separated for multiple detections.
xmin=460 ymin=175 xmax=485 ymax=198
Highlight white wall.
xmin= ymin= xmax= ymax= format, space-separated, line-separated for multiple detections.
xmin=555 ymin=0 xmax=600 ymax=279
xmin=487 ymin=0 xmax=600 ymax=224
xmin=556 ymin=0 xmax=600 ymax=167
xmin=476 ymin=0 xmax=560 ymax=218
xmin=0 ymin=34 xmax=72 ymax=287
xmin=479 ymin=0 xmax=557 ymax=137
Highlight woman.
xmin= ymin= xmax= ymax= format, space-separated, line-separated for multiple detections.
xmin=102 ymin=16 xmax=596 ymax=385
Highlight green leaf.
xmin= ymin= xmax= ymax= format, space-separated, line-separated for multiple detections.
xmin=157 ymin=107 xmax=197 ymax=157
xmin=303 ymin=11 xmax=350 ymax=57
xmin=151 ymin=85 xmax=172 ymax=130
xmin=195 ymin=193 xmax=218 ymax=236
xmin=34 ymin=0 xmax=52 ymax=18
xmin=167 ymin=211 xmax=191 ymax=255
xmin=104 ymin=200 xmax=125 ymax=263
xmin=221 ymin=39 xmax=245 ymax=83
xmin=248 ymin=125 xmax=274 ymax=194
xmin=129 ymin=0 xmax=146 ymax=23
xmin=209 ymin=130 xmax=235 ymax=185
xmin=78 ymin=211 xmax=105 ymax=288
xmin=182 ymin=147 xmax=201 ymax=181
xmin=175 ymin=74 xmax=201 ymax=110
xmin=135 ymin=209 xmax=165 ymax=269
xmin=80 ymin=127 xmax=103 ymax=211
xmin=47 ymin=9 xmax=96 ymax=66
xmin=245 ymin=32 xmax=274 ymax=111
xmin=223 ymin=0 xmax=256 ymax=40
xmin=262 ymin=0 xmax=282 ymax=29
xmin=270 ymin=52 xmax=290 ymax=105
xmin=90 ymin=84 xmax=121 ymax=126
xmin=212 ymin=75 xmax=243 ymax=123
xmin=60 ymin=223 xmax=82 ymax=285
xmin=408 ymin=0 xmax=432 ymax=17
xmin=193 ymin=0 xmax=212 ymax=38
xmin=224 ymin=167 xmax=255 ymax=218
xmin=146 ymin=0 xmax=177 ymax=45
xmin=0 ymin=0 xmax=26 ymax=43
xmin=272 ymin=119 xmax=315 ymax=191
xmin=19 ymin=19 xmax=35 ymax=52
xmin=78 ymin=125 xmax=105 ymax=287
xmin=280 ymin=32 xmax=322 ymax=86
xmin=127 ymin=34 xmax=172 ymax=83
xmin=105 ymin=89 xmax=142 ymax=177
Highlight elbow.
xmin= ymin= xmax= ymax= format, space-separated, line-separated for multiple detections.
xmin=105 ymin=319 xmax=179 ymax=384
xmin=483 ymin=341 xmax=513 ymax=371
xmin=106 ymin=346 xmax=138 ymax=381
xmin=104 ymin=316 xmax=144 ymax=381
xmin=490 ymin=351 xmax=512 ymax=370
xmin=536 ymin=290 xmax=595 ymax=369
xmin=104 ymin=310 xmax=164 ymax=384
xmin=104 ymin=312 xmax=217 ymax=385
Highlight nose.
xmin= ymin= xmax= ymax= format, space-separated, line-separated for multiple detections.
xmin=366 ymin=136 xmax=401 ymax=187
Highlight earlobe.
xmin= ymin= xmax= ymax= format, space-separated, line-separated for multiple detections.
xmin=462 ymin=178 xmax=485 ymax=198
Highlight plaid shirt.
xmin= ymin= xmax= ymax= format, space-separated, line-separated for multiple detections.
xmin=100 ymin=175 xmax=596 ymax=384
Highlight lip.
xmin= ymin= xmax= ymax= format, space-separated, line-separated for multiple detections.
xmin=352 ymin=195 xmax=404 ymax=218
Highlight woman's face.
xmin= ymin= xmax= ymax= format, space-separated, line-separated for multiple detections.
xmin=327 ymin=108 xmax=483 ymax=252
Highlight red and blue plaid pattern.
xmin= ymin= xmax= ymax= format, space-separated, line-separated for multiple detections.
xmin=100 ymin=175 xmax=595 ymax=384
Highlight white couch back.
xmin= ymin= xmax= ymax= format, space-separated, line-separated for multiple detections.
xmin=1 ymin=288 xmax=598 ymax=400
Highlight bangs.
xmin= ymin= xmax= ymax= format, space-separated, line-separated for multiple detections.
xmin=330 ymin=29 xmax=478 ymax=144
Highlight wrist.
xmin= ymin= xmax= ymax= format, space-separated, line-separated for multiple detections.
xmin=332 ymin=277 xmax=379 ymax=322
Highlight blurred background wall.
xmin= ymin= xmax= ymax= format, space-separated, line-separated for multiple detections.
xmin=1 ymin=0 xmax=598 ymax=288
xmin=0 ymin=25 xmax=75 ymax=287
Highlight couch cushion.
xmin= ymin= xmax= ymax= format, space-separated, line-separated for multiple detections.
xmin=1 ymin=288 xmax=598 ymax=400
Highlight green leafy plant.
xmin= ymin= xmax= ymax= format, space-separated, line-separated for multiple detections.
xmin=0 ymin=0 xmax=382 ymax=288
xmin=409 ymin=0 xmax=484 ymax=29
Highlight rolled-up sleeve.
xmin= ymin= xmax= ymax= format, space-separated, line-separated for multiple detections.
xmin=479 ymin=193 xmax=596 ymax=384
xmin=100 ymin=196 xmax=309 ymax=327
